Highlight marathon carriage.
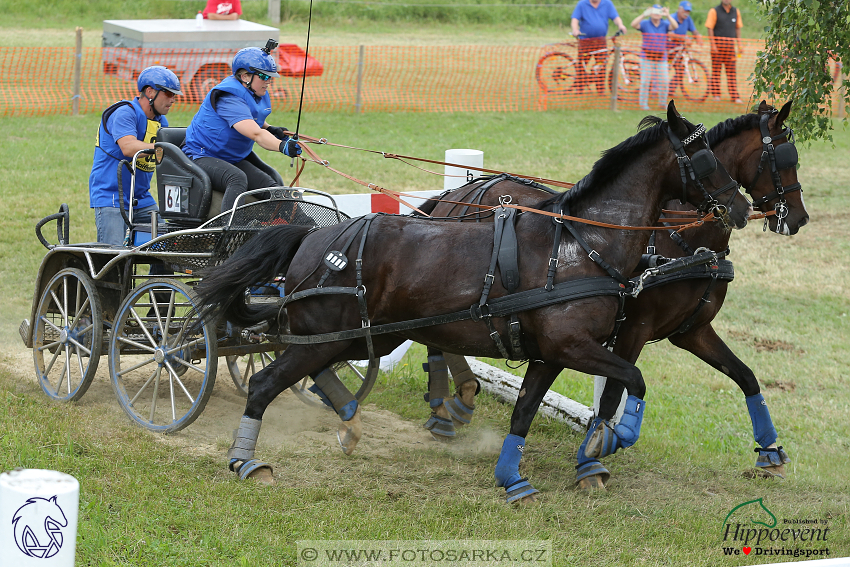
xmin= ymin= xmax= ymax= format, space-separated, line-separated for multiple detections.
xmin=20 ymin=127 xmax=377 ymax=433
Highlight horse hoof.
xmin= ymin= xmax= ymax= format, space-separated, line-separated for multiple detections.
xmin=517 ymin=493 xmax=539 ymax=505
xmin=230 ymin=459 xmax=275 ymax=484
xmin=337 ymin=407 xmax=362 ymax=456
xmin=577 ymin=474 xmax=606 ymax=491
xmin=424 ymin=413 xmax=456 ymax=441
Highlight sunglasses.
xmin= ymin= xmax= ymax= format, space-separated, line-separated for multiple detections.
xmin=255 ymin=72 xmax=272 ymax=81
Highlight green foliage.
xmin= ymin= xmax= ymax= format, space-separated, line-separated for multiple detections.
xmin=752 ymin=0 xmax=850 ymax=142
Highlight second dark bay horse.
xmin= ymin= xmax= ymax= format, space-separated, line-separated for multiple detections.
xmin=194 ymin=103 xmax=750 ymax=502
xmin=418 ymin=100 xmax=808 ymax=490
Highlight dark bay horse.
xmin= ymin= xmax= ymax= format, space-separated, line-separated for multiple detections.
xmin=194 ymin=103 xmax=750 ymax=501
xmin=418 ymin=100 xmax=807 ymax=489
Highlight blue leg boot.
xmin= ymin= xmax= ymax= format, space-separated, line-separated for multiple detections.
xmin=423 ymin=398 xmax=456 ymax=440
xmin=494 ymin=434 xmax=540 ymax=503
xmin=576 ymin=418 xmax=611 ymax=490
xmin=613 ymin=395 xmax=647 ymax=449
xmin=746 ymin=393 xmax=790 ymax=478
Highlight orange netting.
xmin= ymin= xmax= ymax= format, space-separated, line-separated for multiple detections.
xmin=0 ymin=39 xmax=844 ymax=117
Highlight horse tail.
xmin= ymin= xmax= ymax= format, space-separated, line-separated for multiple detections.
xmin=194 ymin=224 xmax=313 ymax=327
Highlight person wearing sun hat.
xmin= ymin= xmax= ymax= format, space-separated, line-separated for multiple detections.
xmin=667 ymin=0 xmax=702 ymax=98
xmin=631 ymin=4 xmax=678 ymax=110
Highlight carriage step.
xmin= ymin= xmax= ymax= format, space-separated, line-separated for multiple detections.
xmin=19 ymin=319 xmax=30 ymax=346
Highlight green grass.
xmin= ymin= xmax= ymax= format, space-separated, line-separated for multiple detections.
xmin=2 ymin=109 xmax=849 ymax=565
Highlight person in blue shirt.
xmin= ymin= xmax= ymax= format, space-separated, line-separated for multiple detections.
xmin=89 ymin=66 xmax=182 ymax=245
xmin=570 ymin=0 xmax=628 ymax=94
xmin=667 ymin=0 xmax=702 ymax=99
xmin=183 ymin=42 xmax=301 ymax=214
xmin=631 ymin=4 xmax=678 ymax=110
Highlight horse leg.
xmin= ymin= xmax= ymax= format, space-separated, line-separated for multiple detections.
xmin=422 ymin=348 xmax=456 ymax=440
xmin=494 ymin=361 xmax=563 ymax=504
xmin=444 ymin=352 xmax=480 ymax=427
xmin=669 ymin=324 xmax=790 ymax=478
xmin=309 ymin=366 xmax=363 ymax=455
xmin=229 ymin=343 xmax=351 ymax=483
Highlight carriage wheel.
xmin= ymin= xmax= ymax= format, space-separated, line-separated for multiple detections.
xmin=108 ymin=279 xmax=217 ymax=433
xmin=609 ymin=51 xmax=641 ymax=103
xmin=535 ymin=52 xmax=577 ymax=94
xmin=32 ymin=268 xmax=103 ymax=402
xmin=289 ymin=359 xmax=380 ymax=410
xmin=225 ymin=350 xmax=282 ymax=396
xmin=680 ymin=59 xmax=709 ymax=104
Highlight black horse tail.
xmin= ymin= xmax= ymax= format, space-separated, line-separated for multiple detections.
xmin=194 ymin=224 xmax=313 ymax=327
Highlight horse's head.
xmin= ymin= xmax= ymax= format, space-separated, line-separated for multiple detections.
xmin=745 ymin=101 xmax=808 ymax=235
xmin=666 ymin=101 xmax=751 ymax=230
xmin=12 ymin=495 xmax=69 ymax=558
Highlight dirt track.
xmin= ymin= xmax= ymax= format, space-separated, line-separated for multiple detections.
xmin=2 ymin=346 xmax=503 ymax=466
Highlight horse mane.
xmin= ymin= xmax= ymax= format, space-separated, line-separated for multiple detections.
xmin=537 ymin=115 xmax=677 ymax=211
xmin=706 ymin=112 xmax=765 ymax=147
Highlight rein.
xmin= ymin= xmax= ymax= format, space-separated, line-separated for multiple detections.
xmin=284 ymin=130 xmax=724 ymax=233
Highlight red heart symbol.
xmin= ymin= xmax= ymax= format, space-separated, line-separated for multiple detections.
xmin=743 ymin=547 xmax=752 ymax=555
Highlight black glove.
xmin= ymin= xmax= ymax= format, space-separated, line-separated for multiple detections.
xmin=279 ymin=138 xmax=302 ymax=158
xmin=266 ymin=125 xmax=289 ymax=141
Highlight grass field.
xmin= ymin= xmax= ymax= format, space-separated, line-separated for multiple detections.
xmin=1 ymin=105 xmax=849 ymax=565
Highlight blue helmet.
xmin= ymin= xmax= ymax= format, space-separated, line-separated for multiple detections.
xmin=231 ymin=46 xmax=280 ymax=78
xmin=137 ymin=66 xmax=183 ymax=96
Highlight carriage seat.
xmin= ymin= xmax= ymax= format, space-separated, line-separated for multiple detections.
xmin=154 ymin=127 xmax=286 ymax=228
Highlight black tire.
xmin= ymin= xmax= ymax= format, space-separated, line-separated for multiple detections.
xmin=609 ymin=51 xmax=641 ymax=104
xmin=32 ymin=268 xmax=103 ymax=402
xmin=535 ymin=52 xmax=577 ymax=95
xmin=680 ymin=59 xmax=709 ymax=103
xmin=109 ymin=279 xmax=217 ymax=433
xmin=189 ymin=66 xmax=229 ymax=102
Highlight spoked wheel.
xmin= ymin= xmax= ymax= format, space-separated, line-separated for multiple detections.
xmin=535 ymin=52 xmax=577 ymax=94
xmin=290 ymin=359 xmax=380 ymax=410
xmin=108 ymin=279 xmax=217 ymax=433
xmin=610 ymin=51 xmax=641 ymax=103
xmin=32 ymin=268 xmax=103 ymax=402
xmin=225 ymin=350 xmax=282 ymax=396
xmin=679 ymin=59 xmax=709 ymax=103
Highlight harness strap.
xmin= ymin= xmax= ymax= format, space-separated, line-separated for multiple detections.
xmin=559 ymin=202 xmax=632 ymax=288
xmin=316 ymin=217 xmax=370 ymax=288
xmin=546 ymin=216 xmax=564 ymax=291
xmin=355 ymin=214 xmax=377 ymax=361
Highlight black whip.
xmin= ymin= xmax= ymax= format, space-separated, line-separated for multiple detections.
xmin=293 ymin=0 xmax=313 ymax=143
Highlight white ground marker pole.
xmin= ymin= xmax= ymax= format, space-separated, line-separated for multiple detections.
xmin=0 ymin=469 xmax=79 ymax=566
xmin=444 ymin=149 xmax=484 ymax=191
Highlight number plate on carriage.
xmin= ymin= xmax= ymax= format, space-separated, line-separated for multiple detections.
xmin=164 ymin=185 xmax=188 ymax=213
xmin=324 ymin=251 xmax=348 ymax=271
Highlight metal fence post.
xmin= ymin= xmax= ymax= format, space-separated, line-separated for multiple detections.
xmin=73 ymin=27 xmax=82 ymax=115
xmin=268 ymin=0 xmax=281 ymax=24
xmin=610 ymin=43 xmax=621 ymax=112
xmin=355 ymin=45 xmax=365 ymax=113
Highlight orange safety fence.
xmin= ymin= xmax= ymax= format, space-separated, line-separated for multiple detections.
xmin=1 ymin=39 xmax=845 ymax=117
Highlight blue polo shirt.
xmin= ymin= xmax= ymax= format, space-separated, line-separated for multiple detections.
xmin=571 ymin=0 xmax=620 ymax=39
xmin=639 ymin=19 xmax=672 ymax=61
xmin=671 ymin=14 xmax=696 ymax=35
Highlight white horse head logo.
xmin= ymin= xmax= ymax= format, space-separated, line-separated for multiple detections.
xmin=12 ymin=495 xmax=68 ymax=558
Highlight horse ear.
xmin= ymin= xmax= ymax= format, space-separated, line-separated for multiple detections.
xmin=776 ymin=100 xmax=793 ymax=126
xmin=757 ymin=100 xmax=771 ymax=113
xmin=49 ymin=496 xmax=57 ymax=504
xmin=666 ymin=100 xmax=688 ymax=138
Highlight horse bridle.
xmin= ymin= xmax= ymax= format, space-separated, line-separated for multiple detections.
xmin=666 ymin=123 xmax=741 ymax=226
xmin=748 ymin=111 xmax=802 ymax=234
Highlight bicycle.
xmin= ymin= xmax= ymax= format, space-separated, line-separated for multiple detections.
xmin=666 ymin=41 xmax=709 ymax=103
xmin=535 ymin=31 xmax=642 ymax=102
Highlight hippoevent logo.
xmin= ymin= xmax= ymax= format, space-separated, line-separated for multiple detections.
xmin=720 ymin=498 xmax=831 ymax=560
xmin=11 ymin=495 xmax=69 ymax=559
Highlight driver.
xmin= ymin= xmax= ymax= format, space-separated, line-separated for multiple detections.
xmin=89 ymin=65 xmax=182 ymax=245
xmin=182 ymin=42 xmax=301 ymax=214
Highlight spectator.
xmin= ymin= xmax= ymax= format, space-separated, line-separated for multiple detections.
xmin=705 ymin=0 xmax=743 ymax=103
xmin=89 ymin=66 xmax=181 ymax=245
xmin=570 ymin=0 xmax=628 ymax=94
xmin=203 ymin=0 xmax=242 ymax=20
xmin=667 ymin=1 xmax=702 ymax=99
xmin=631 ymin=4 xmax=678 ymax=111
xmin=183 ymin=44 xmax=301 ymax=213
